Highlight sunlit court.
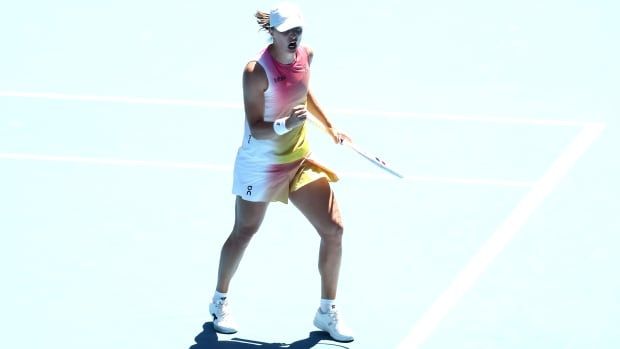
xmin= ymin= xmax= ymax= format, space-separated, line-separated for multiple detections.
xmin=1 ymin=1 xmax=618 ymax=349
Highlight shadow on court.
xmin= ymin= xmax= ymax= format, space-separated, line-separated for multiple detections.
xmin=190 ymin=322 xmax=351 ymax=349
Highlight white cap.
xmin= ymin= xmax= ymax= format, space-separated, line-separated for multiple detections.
xmin=269 ymin=3 xmax=304 ymax=32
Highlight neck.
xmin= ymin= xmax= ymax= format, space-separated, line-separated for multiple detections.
xmin=269 ymin=44 xmax=296 ymax=64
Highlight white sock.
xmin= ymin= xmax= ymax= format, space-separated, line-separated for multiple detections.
xmin=320 ymin=299 xmax=336 ymax=313
xmin=213 ymin=291 xmax=228 ymax=303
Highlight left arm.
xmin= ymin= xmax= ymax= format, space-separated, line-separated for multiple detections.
xmin=305 ymin=46 xmax=349 ymax=144
xmin=307 ymin=89 xmax=341 ymax=143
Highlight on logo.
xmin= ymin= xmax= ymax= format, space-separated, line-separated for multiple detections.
xmin=246 ymin=185 xmax=253 ymax=196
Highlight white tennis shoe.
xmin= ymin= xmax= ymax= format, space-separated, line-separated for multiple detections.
xmin=313 ymin=308 xmax=354 ymax=342
xmin=209 ymin=299 xmax=238 ymax=334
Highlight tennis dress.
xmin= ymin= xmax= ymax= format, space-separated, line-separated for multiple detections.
xmin=232 ymin=45 xmax=337 ymax=203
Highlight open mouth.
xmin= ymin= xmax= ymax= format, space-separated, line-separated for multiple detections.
xmin=288 ymin=41 xmax=298 ymax=50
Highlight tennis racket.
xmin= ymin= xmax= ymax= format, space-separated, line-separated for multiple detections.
xmin=308 ymin=115 xmax=404 ymax=179
xmin=340 ymin=139 xmax=404 ymax=178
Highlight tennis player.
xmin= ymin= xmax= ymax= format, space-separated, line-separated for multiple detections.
xmin=208 ymin=2 xmax=354 ymax=343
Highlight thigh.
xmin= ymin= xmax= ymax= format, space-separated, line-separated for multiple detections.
xmin=289 ymin=178 xmax=343 ymax=233
xmin=233 ymin=196 xmax=270 ymax=233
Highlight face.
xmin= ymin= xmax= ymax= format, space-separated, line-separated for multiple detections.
xmin=271 ymin=27 xmax=303 ymax=52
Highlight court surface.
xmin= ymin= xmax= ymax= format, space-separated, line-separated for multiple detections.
xmin=1 ymin=1 xmax=619 ymax=348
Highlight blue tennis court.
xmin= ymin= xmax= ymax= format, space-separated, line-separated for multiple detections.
xmin=1 ymin=1 xmax=618 ymax=348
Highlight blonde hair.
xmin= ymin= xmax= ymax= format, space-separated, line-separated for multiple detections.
xmin=255 ymin=11 xmax=271 ymax=31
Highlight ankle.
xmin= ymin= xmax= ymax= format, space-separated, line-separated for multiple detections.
xmin=213 ymin=290 xmax=228 ymax=303
xmin=320 ymin=298 xmax=336 ymax=313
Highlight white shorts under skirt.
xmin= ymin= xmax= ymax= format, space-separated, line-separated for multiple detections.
xmin=232 ymin=156 xmax=338 ymax=204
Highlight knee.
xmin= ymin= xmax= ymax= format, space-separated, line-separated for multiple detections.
xmin=231 ymin=221 xmax=260 ymax=243
xmin=319 ymin=220 xmax=344 ymax=244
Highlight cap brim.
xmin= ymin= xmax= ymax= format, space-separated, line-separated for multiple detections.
xmin=274 ymin=19 xmax=304 ymax=32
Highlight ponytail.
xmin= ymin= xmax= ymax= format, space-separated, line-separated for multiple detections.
xmin=255 ymin=11 xmax=271 ymax=31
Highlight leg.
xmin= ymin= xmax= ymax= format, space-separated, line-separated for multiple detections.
xmin=289 ymin=178 xmax=344 ymax=299
xmin=215 ymin=196 xmax=269 ymax=293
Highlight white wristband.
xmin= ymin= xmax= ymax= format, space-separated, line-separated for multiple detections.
xmin=273 ymin=117 xmax=290 ymax=135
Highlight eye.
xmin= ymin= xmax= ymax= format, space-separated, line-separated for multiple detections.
xmin=288 ymin=27 xmax=302 ymax=35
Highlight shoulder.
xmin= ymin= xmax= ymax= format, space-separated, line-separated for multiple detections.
xmin=244 ymin=47 xmax=270 ymax=75
xmin=244 ymin=60 xmax=266 ymax=74
xmin=243 ymin=60 xmax=268 ymax=90
xmin=302 ymin=45 xmax=314 ymax=64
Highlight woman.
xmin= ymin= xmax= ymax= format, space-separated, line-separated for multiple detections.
xmin=209 ymin=3 xmax=354 ymax=342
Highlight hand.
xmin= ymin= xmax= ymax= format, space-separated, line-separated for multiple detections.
xmin=286 ymin=105 xmax=308 ymax=130
xmin=328 ymin=127 xmax=351 ymax=145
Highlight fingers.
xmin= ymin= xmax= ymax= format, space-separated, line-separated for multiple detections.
xmin=287 ymin=105 xmax=308 ymax=129
xmin=291 ymin=105 xmax=308 ymax=119
xmin=330 ymin=129 xmax=351 ymax=145
xmin=338 ymin=133 xmax=352 ymax=143
xmin=292 ymin=104 xmax=306 ymax=112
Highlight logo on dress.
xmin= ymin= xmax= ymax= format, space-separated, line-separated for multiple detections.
xmin=273 ymin=75 xmax=286 ymax=83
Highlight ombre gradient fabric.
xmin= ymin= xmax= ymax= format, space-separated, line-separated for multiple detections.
xmin=239 ymin=45 xmax=311 ymax=163
xmin=232 ymin=45 xmax=336 ymax=203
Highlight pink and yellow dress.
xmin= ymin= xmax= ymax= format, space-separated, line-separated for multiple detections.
xmin=232 ymin=45 xmax=337 ymax=203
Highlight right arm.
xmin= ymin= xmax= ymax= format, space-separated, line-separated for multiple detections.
xmin=242 ymin=61 xmax=307 ymax=140
xmin=242 ymin=61 xmax=274 ymax=140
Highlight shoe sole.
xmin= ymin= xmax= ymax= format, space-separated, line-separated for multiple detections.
xmin=212 ymin=323 xmax=238 ymax=334
xmin=211 ymin=311 xmax=238 ymax=334
xmin=213 ymin=325 xmax=237 ymax=334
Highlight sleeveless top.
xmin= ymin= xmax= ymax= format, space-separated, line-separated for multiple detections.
xmin=236 ymin=45 xmax=311 ymax=165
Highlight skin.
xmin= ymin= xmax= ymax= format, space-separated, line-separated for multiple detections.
xmin=215 ymin=26 xmax=347 ymax=300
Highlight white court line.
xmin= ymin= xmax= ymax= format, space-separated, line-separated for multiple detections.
xmin=396 ymin=122 xmax=606 ymax=349
xmin=406 ymin=175 xmax=533 ymax=188
xmin=0 ymin=90 xmax=545 ymax=188
xmin=0 ymin=153 xmax=232 ymax=171
xmin=0 ymin=152 xmax=534 ymax=187
xmin=335 ymin=108 xmax=590 ymax=127
xmin=0 ymin=90 xmax=241 ymax=109
xmin=0 ymin=90 xmax=589 ymax=126
xmin=1 ymin=89 xmax=605 ymax=344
